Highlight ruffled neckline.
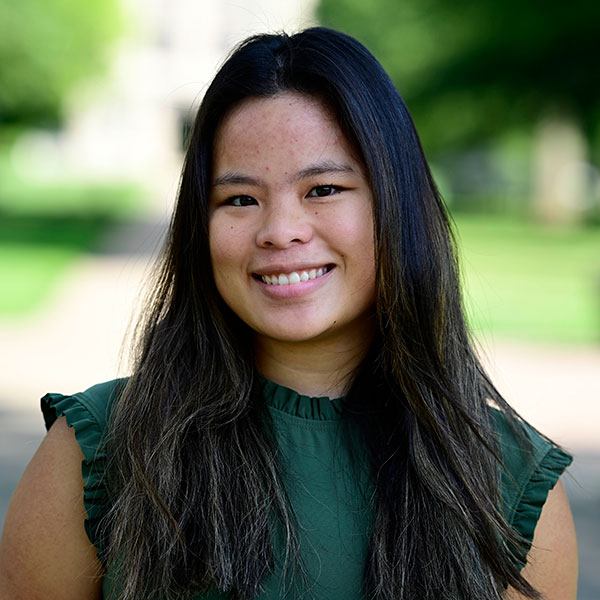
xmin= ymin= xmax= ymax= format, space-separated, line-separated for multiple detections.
xmin=259 ymin=376 xmax=345 ymax=421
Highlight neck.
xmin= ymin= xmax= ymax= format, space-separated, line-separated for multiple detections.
xmin=254 ymin=325 xmax=374 ymax=398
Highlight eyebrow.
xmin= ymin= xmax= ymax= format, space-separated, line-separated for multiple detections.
xmin=292 ymin=160 xmax=356 ymax=182
xmin=211 ymin=160 xmax=357 ymax=188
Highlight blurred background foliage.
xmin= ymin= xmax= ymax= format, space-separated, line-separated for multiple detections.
xmin=1 ymin=7 xmax=597 ymax=595
xmin=0 ymin=0 xmax=122 ymax=130
xmin=0 ymin=0 xmax=139 ymax=316
xmin=0 ymin=0 xmax=599 ymax=345
xmin=318 ymin=0 xmax=600 ymax=343
xmin=318 ymin=0 xmax=600 ymax=217
xmin=317 ymin=0 xmax=600 ymax=156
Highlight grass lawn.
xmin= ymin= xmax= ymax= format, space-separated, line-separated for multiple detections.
xmin=0 ymin=163 xmax=141 ymax=318
xmin=0 ymin=216 xmax=111 ymax=316
xmin=453 ymin=214 xmax=600 ymax=345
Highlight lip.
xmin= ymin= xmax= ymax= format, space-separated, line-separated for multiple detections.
xmin=255 ymin=265 xmax=335 ymax=299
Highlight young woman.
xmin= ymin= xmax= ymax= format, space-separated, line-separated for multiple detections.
xmin=0 ymin=27 xmax=577 ymax=600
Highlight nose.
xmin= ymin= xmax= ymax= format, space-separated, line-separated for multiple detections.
xmin=255 ymin=201 xmax=313 ymax=248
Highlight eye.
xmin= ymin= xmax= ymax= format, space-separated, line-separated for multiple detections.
xmin=307 ymin=185 xmax=343 ymax=198
xmin=226 ymin=195 xmax=257 ymax=207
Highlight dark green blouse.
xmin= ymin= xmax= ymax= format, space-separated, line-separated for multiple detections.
xmin=41 ymin=378 xmax=571 ymax=599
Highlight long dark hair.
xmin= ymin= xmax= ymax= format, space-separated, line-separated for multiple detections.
xmin=103 ymin=27 xmax=541 ymax=599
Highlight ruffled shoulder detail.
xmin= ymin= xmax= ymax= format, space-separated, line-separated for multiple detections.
xmin=508 ymin=445 xmax=572 ymax=568
xmin=40 ymin=379 xmax=127 ymax=557
xmin=491 ymin=408 xmax=573 ymax=568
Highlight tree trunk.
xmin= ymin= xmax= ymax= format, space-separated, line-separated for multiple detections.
xmin=531 ymin=113 xmax=588 ymax=225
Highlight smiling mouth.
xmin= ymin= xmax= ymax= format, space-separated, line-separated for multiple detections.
xmin=255 ymin=265 xmax=333 ymax=286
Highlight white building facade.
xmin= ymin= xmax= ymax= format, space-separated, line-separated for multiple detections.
xmin=18 ymin=0 xmax=319 ymax=212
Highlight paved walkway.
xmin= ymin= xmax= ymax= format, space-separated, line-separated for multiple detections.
xmin=0 ymin=217 xmax=167 ymax=412
xmin=0 ymin=219 xmax=598 ymax=596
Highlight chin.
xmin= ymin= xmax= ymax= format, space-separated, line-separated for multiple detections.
xmin=258 ymin=323 xmax=335 ymax=344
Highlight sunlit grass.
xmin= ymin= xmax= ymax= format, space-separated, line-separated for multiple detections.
xmin=0 ymin=150 xmax=142 ymax=318
xmin=0 ymin=246 xmax=85 ymax=315
xmin=0 ymin=217 xmax=108 ymax=316
xmin=454 ymin=214 xmax=600 ymax=344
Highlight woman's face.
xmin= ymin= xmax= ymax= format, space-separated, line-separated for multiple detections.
xmin=208 ymin=92 xmax=376 ymax=349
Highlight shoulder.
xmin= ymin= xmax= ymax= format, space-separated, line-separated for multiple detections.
xmin=39 ymin=379 xmax=128 ymax=555
xmin=505 ymin=479 xmax=578 ymax=599
xmin=490 ymin=407 xmax=572 ymax=532
xmin=490 ymin=408 xmax=577 ymax=598
xmin=0 ymin=416 xmax=103 ymax=599
xmin=0 ymin=380 xmax=128 ymax=598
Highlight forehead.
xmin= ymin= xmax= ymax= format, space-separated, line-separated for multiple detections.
xmin=218 ymin=92 xmax=336 ymax=134
xmin=212 ymin=92 xmax=357 ymax=167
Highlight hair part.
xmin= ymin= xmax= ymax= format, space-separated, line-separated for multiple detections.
xmin=103 ymin=27 xmax=541 ymax=600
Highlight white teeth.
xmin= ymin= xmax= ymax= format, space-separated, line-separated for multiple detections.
xmin=260 ymin=266 xmax=330 ymax=286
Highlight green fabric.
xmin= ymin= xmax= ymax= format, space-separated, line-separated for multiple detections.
xmin=491 ymin=409 xmax=572 ymax=568
xmin=41 ymin=378 xmax=571 ymax=599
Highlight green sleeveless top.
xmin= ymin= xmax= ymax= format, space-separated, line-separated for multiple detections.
xmin=41 ymin=379 xmax=571 ymax=599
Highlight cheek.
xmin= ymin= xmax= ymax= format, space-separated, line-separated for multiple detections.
xmin=208 ymin=228 xmax=237 ymax=293
xmin=336 ymin=204 xmax=375 ymax=266
xmin=210 ymin=237 xmax=234 ymax=266
xmin=349 ymin=206 xmax=376 ymax=296
xmin=209 ymin=218 xmax=240 ymax=265
xmin=208 ymin=220 xmax=255 ymax=300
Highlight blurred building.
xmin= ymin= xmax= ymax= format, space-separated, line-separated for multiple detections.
xmin=16 ymin=0 xmax=318 ymax=212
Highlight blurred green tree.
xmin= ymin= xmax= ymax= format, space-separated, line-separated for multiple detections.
xmin=317 ymin=0 xmax=600 ymax=156
xmin=318 ymin=0 xmax=600 ymax=222
xmin=0 ymin=0 xmax=122 ymax=128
